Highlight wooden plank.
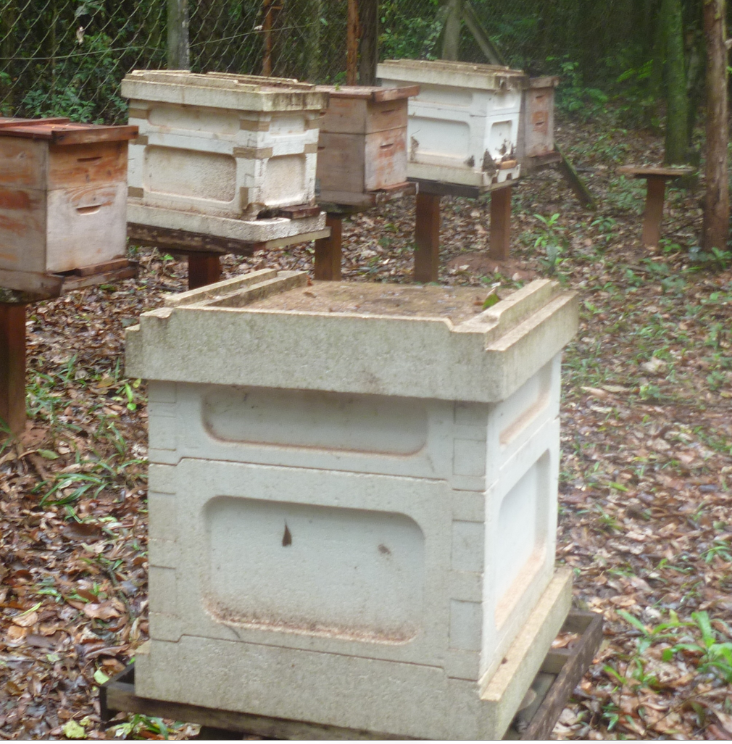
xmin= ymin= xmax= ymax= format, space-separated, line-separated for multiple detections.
xmin=618 ymin=165 xmax=694 ymax=178
xmin=412 ymin=179 xmax=482 ymax=199
xmin=642 ymin=175 xmax=666 ymax=248
xmin=268 ymin=203 xmax=322 ymax=220
xmin=128 ymin=223 xmax=254 ymax=256
xmin=319 ymin=180 xmax=416 ymax=210
xmin=72 ymin=258 xmax=131 ymax=277
xmin=317 ymin=132 xmax=366 ymax=194
xmin=314 ymin=214 xmax=342 ymax=280
xmin=59 ymin=264 xmax=138 ymax=292
xmin=489 ymin=185 xmax=512 ymax=261
xmin=188 ymin=253 xmax=222 ymax=290
xmin=0 ymin=123 xmax=138 ymax=144
xmin=0 ymin=268 xmax=63 ymax=296
xmin=0 ymin=303 xmax=26 ymax=436
xmin=520 ymin=612 xmax=603 ymax=741
xmin=556 ymin=145 xmax=597 ymax=211
xmin=414 ymin=191 xmax=441 ymax=283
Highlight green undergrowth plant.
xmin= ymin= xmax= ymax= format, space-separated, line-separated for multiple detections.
xmin=607 ymin=609 xmax=732 ymax=689
xmin=533 ymin=213 xmax=568 ymax=278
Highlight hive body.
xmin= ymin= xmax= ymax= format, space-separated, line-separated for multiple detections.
xmin=315 ymin=85 xmax=417 ymax=205
xmin=377 ymin=60 xmax=527 ymax=188
xmin=122 ymin=72 xmax=329 ymax=241
xmin=0 ymin=120 xmax=135 ymax=274
xmin=127 ymin=274 xmax=579 ymax=739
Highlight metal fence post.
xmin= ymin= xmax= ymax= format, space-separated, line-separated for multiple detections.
xmin=168 ymin=0 xmax=190 ymax=70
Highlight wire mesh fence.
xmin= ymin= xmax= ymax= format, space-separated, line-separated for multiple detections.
xmin=0 ymin=0 xmax=712 ymax=125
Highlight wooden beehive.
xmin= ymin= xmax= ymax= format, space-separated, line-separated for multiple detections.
xmin=0 ymin=119 xmax=137 ymax=275
xmin=315 ymin=85 xmax=418 ymax=206
xmin=518 ymin=77 xmax=559 ymax=168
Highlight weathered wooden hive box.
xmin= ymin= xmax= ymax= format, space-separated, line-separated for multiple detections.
xmin=126 ymin=273 xmax=578 ymax=740
xmin=0 ymin=118 xmax=137 ymax=275
xmin=121 ymin=71 xmax=329 ymax=242
xmin=314 ymin=84 xmax=418 ymax=206
xmin=377 ymin=59 xmax=528 ymax=189
xmin=518 ymin=76 xmax=559 ymax=169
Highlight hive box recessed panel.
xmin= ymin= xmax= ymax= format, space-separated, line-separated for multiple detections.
xmin=128 ymin=270 xmax=579 ymax=739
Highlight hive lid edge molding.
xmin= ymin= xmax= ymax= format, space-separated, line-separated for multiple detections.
xmin=121 ymin=70 xmax=329 ymax=112
xmin=377 ymin=59 xmax=529 ymax=91
xmin=125 ymin=272 xmax=579 ymax=403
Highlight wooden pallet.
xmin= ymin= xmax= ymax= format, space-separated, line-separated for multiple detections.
xmin=99 ymin=611 xmax=602 ymax=741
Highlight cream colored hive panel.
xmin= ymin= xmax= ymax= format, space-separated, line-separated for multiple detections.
xmin=127 ymin=271 xmax=579 ymax=739
xmin=122 ymin=71 xmax=329 ymax=241
xmin=377 ymin=59 xmax=528 ymax=188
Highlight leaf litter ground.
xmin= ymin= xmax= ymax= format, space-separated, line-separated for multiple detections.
xmin=0 ymin=114 xmax=730 ymax=740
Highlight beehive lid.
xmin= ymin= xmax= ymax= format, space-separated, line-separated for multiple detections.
xmin=0 ymin=121 xmax=139 ymax=145
xmin=127 ymin=270 xmax=578 ymax=404
xmin=316 ymin=84 xmax=420 ymax=102
xmin=0 ymin=116 xmax=70 ymax=128
xmin=122 ymin=70 xmax=329 ymax=112
xmin=377 ymin=59 xmax=528 ymax=91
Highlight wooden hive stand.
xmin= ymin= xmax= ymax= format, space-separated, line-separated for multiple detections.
xmin=99 ymin=611 xmax=603 ymax=741
xmin=127 ymin=214 xmax=329 ymax=291
xmin=618 ymin=165 xmax=695 ymax=248
xmin=412 ymin=178 xmax=516 ymax=284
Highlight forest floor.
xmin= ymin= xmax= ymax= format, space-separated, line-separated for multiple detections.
xmin=0 ymin=111 xmax=731 ymax=741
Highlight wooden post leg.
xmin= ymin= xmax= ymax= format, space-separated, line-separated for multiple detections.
xmin=414 ymin=192 xmax=441 ymax=283
xmin=0 ymin=303 xmax=26 ymax=436
xmin=187 ymin=253 xmax=222 ymax=290
xmin=314 ymin=214 xmax=343 ymax=281
xmin=642 ymin=176 xmax=667 ymax=248
xmin=489 ymin=185 xmax=513 ymax=261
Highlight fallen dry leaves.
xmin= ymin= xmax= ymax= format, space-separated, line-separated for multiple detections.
xmin=0 ymin=110 xmax=730 ymax=740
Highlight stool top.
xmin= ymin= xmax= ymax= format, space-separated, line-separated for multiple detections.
xmin=618 ymin=165 xmax=694 ymax=179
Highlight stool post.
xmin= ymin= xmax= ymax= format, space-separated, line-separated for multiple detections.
xmin=314 ymin=214 xmax=343 ymax=281
xmin=0 ymin=303 xmax=26 ymax=437
xmin=188 ymin=253 xmax=222 ymax=290
xmin=489 ymin=185 xmax=513 ymax=260
xmin=643 ymin=176 xmax=667 ymax=248
xmin=414 ymin=191 xmax=441 ymax=283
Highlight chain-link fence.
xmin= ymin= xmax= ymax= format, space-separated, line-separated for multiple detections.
xmin=0 ymin=0 xmax=717 ymax=125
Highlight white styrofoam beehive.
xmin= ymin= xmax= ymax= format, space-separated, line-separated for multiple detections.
xmin=377 ymin=60 xmax=527 ymax=189
xmin=121 ymin=71 xmax=329 ymax=242
xmin=126 ymin=273 xmax=578 ymax=739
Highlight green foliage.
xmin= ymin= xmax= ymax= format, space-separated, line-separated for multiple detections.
xmin=533 ymin=213 xmax=567 ymax=277
xmin=547 ymin=57 xmax=608 ymax=119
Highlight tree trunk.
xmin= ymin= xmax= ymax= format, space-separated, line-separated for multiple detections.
xmin=167 ymin=0 xmax=189 ymax=70
xmin=662 ymin=0 xmax=689 ymax=163
xmin=358 ymin=0 xmax=378 ymax=85
xmin=702 ymin=0 xmax=729 ymax=251
xmin=441 ymin=0 xmax=462 ymax=60
xmin=346 ymin=0 xmax=359 ymax=85
xmin=305 ymin=0 xmax=322 ymax=81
